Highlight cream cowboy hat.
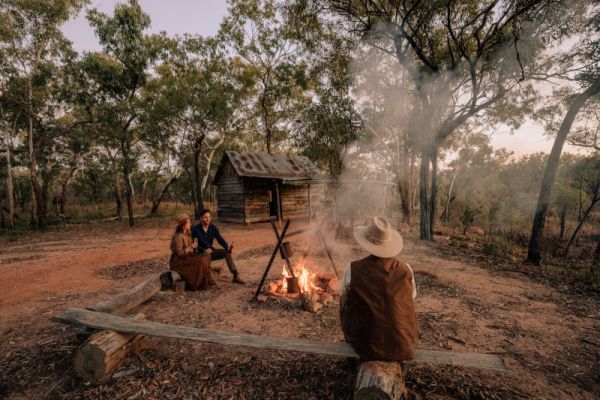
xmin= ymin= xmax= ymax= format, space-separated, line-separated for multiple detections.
xmin=353 ymin=216 xmax=404 ymax=258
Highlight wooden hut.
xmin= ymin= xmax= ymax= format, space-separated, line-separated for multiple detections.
xmin=212 ymin=151 xmax=328 ymax=224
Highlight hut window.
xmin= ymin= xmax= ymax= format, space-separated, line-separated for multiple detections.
xmin=268 ymin=190 xmax=273 ymax=201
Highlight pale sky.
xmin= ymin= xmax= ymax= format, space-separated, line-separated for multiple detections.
xmin=61 ymin=0 xmax=582 ymax=158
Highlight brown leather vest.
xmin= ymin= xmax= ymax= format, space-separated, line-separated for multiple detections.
xmin=347 ymin=255 xmax=417 ymax=361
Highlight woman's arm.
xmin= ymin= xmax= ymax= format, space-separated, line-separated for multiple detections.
xmin=173 ymin=235 xmax=192 ymax=257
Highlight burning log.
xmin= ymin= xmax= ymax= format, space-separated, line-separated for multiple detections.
xmin=354 ymin=361 xmax=406 ymax=400
xmin=261 ymin=265 xmax=340 ymax=312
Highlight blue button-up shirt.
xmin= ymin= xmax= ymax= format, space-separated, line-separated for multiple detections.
xmin=191 ymin=223 xmax=229 ymax=253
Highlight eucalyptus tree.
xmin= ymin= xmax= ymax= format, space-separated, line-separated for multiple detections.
xmin=142 ymin=35 xmax=252 ymax=218
xmin=563 ymin=154 xmax=600 ymax=257
xmin=527 ymin=1 xmax=600 ymax=264
xmin=292 ymin=33 xmax=360 ymax=181
xmin=220 ymin=0 xmax=309 ymax=154
xmin=297 ymin=0 xmax=567 ymax=240
xmin=53 ymin=122 xmax=94 ymax=215
xmin=0 ymin=99 xmax=19 ymax=228
xmin=0 ymin=0 xmax=89 ymax=228
xmin=83 ymin=0 xmax=163 ymax=226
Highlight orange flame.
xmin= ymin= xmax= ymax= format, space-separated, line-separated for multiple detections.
xmin=278 ymin=263 xmax=324 ymax=294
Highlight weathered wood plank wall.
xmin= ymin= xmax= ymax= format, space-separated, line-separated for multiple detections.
xmin=243 ymin=178 xmax=272 ymax=223
xmin=280 ymin=184 xmax=310 ymax=220
xmin=216 ymin=161 xmax=245 ymax=223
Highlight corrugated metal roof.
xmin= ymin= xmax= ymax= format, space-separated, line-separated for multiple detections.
xmin=214 ymin=151 xmax=320 ymax=183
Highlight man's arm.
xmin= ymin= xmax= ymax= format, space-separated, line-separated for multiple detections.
xmin=212 ymin=224 xmax=229 ymax=250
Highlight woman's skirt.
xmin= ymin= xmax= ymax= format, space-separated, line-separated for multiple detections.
xmin=169 ymin=253 xmax=213 ymax=291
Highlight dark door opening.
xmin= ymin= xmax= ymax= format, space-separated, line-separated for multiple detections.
xmin=269 ymin=181 xmax=282 ymax=219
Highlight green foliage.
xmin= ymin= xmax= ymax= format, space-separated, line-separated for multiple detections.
xmin=460 ymin=206 xmax=480 ymax=235
xmin=219 ymin=0 xmax=309 ymax=153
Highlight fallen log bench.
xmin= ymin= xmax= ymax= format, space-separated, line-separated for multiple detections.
xmin=53 ymin=308 xmax=507 ymax=397
xmin=74 ymin=272 xmax=182 ymax=381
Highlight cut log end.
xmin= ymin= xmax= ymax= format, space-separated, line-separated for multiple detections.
xmin=74 ymin=313 xmax=146 ymax=382
xmin=74 ymin=330 xmax=142 ymax=382
xmin=354 ymin=361 xmax=406 ymax=400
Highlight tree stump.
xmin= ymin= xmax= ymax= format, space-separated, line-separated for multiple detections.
xmin=354 ymin=361 xmax=407 ymax=400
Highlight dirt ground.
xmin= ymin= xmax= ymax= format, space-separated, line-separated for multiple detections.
xmin=0 ymin=219 xmax=598 ymax=399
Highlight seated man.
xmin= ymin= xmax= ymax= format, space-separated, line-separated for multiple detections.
xmin=340 ymin=216 xmax=417 ymax=361
xmin=192 ymin=209 xmax=245 ymax=284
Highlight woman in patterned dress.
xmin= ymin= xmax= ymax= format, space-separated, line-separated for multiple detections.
xmin=170 ymin=213 xmax=215 ymax=290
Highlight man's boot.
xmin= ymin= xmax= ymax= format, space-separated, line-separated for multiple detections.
xmin=232 ymin=272 xmax=245 ymax=284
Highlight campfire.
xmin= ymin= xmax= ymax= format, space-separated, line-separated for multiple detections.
xmin=253 ymin=220 xmax=342 ymax=312
xmin=262 ymin=263 xmax=340 ymax=312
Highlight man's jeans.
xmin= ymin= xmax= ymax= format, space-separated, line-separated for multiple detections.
xmin=209 ymin=249 xmax=237 ymax=274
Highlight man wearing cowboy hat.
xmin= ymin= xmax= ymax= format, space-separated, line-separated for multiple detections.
xmin=340 ymin=216 xmax=417 ymax=361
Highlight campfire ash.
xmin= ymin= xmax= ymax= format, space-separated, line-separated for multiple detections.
xmin=263 ymin=264 xmax=340 ymax=312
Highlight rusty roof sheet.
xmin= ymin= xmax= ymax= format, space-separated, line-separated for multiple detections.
xmin=214 ymin=151 xmax=319 ymax=183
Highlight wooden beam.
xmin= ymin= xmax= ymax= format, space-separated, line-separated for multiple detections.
xmin=53 ymin=308 xmax=507 ymax=372
xmin=88 ymin=275 xmax=162 ymax=314
xmin=274 ymin=179 xmax=282 ymax=226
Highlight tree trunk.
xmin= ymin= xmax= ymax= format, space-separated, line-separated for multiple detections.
xmin=151 ymin=170 xmax=181 ymax=214
xmin=261 ymin=82 xmax=272 ymax=154
xmin=16 ymin=183 xmax=25 ymax=212
xmin=193 ymin=134 xmax=206 ymax=219
xmin=527 ymin=82 xmax=600 ymax=265
xmin=58 ymin=161 xmax=83 ymax=215
xmin=113 ymin=164 xmax=123 ymax=220
xmin=408 ymin=153 xmax=415 ymax=222
xmin=121 ymin=135 xmax=135 ymax=227
xmin=559 ymin=204 xmax=567 ymax=240
xmin=429 ymin=147 xmax=439 ymax=238
xmin=200 ymin=137 xmax=224 ymax=195
xmin=34 ymin=173 xmax=48 ymax=228
xmin=400 ymin=143 xmax=412 ymax=225
xmin=5 ymin=138 xmax=14 ymax=229
xmin=442 ymin=171 xmax=458 ymax=221
xmin=418 ymin=150 xmax=432 ymax=241
xmin=564 ymin=198 xmax=599 ymax=256
xmin=140 ymin=176 xmax=148 ymax=205
xmin=28 ymin=132 xmax=39 ymax=226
